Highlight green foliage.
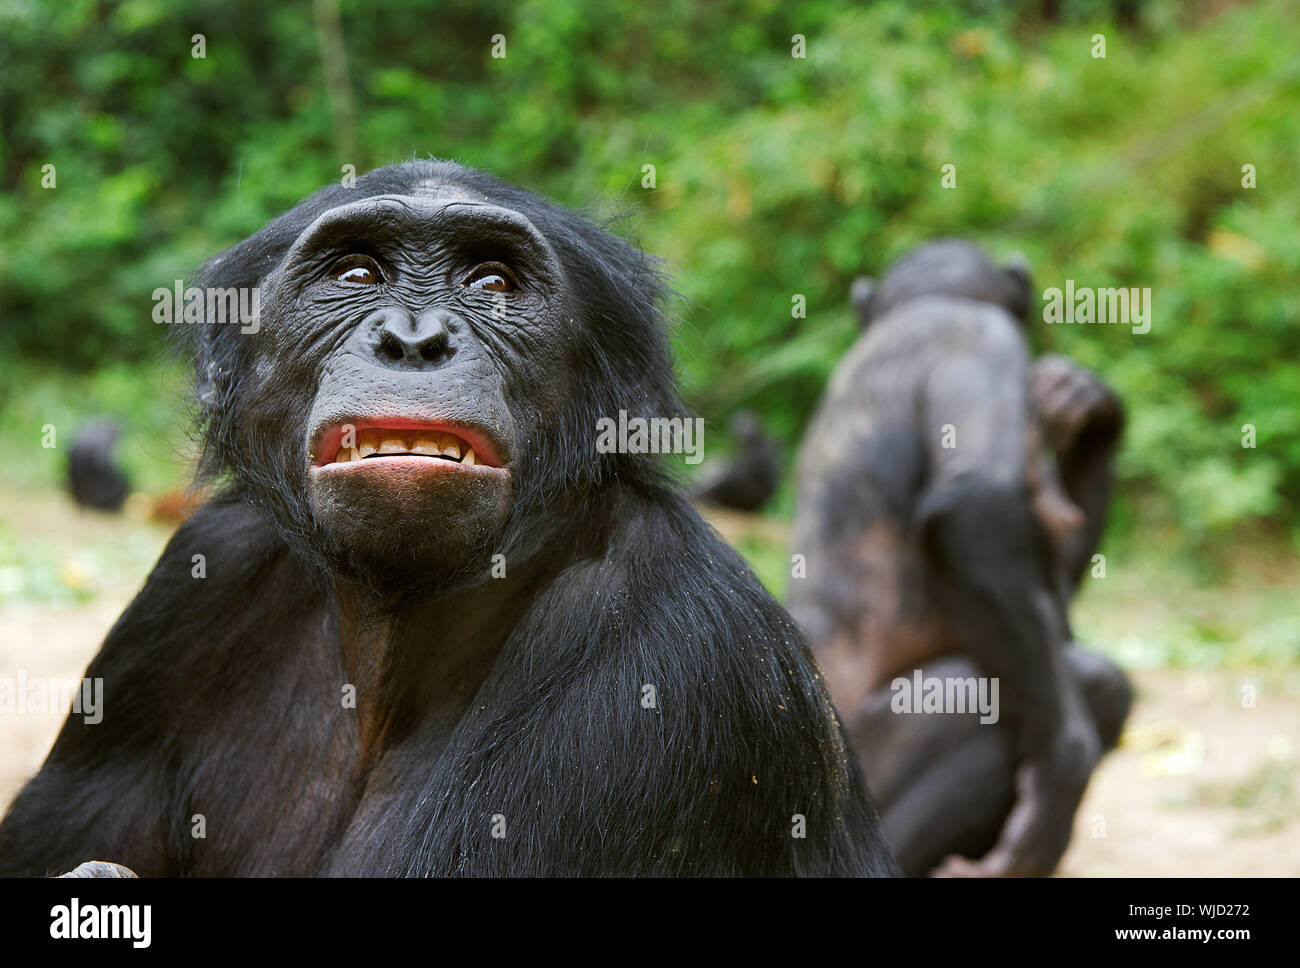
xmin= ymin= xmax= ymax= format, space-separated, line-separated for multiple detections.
xmin=0 ymin=359 xmax=193 ymax=494
xmin=1 ymin=0 xmax=1296 ymax=545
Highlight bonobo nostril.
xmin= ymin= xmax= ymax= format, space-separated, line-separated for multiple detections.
xmin=377 ymin=329 xmax=407 ymax=363
xmin=362 ymin=306 xmax=456 ymax=368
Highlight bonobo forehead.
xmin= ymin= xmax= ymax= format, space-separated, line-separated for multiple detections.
xmin=408 ymin=176 xmax=476 ymax=201
xmin=333 ymin=161 xmax=578 ymax=250
xmin=298 ymin=183 xmax=554 ymax=244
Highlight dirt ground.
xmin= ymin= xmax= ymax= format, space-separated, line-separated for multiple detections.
xmin=1 ymin=489 xmax=1296 ymax=875
xmin=1057 ymin=667 xmax=1298 ymax=876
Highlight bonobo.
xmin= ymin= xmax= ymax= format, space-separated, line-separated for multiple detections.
xmin=0 ymin=161 xmax=895 ymax=877
xmin=691 ymin=410 xmax=780 ymax=512
xmin=67 ymin=419 xmax=130 ymax=512
xmin=789 ymin=240 xmax=1130 ymax=877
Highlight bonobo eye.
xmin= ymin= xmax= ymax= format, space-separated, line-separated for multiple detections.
xmin=462 ymin=263 xmax=518 ymax=293
xmin=329 ymin=255 xmax=384 ymax=285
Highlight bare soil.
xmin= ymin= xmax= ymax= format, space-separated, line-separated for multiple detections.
xmin=1 ymin=489 xmax=1295 ymax=875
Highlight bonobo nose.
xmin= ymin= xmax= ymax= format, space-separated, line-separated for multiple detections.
xmin=364 ymin=307 xmax=456 ymax=368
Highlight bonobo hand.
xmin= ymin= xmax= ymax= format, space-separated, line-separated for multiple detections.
xmin=1032 ymin=355 xmax=1122 ymax=456
xmin=56 ymin=860 xmax=138 ymax=878
xmin=932 ymin=720 xmax=1102 ymax=878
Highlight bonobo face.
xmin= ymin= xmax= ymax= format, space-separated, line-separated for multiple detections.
xmin=189 ymin=162 xmax=677 ymax=593
xmin=242 ymin=186 xmax=570 ymax=589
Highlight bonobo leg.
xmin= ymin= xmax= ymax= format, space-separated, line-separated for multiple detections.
xmin=853 ymin=646 xmax=1131 ymax=876
xmin=851 ymin=655 xmax=1013 ymax=876
xmin=1066 ymin=643 xmax=1133 ymax=752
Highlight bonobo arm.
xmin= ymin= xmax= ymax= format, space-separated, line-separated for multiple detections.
xmin=1032 ymin=355 xmax=1125 ymax=590
xmin=0 ymin=497 xmax=315 ymax=877
xmin=0 ymin=583 xmax=177 ymax=876
xmin=915 ymin=341 xmax=1101 ymax=877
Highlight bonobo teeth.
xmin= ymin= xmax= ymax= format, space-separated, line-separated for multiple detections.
xmin=329 ymin=428 xmax=479 ymax=466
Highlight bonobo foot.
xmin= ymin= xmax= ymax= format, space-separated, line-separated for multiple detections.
xmin=56 ymin=860 xmax=138 ymax=878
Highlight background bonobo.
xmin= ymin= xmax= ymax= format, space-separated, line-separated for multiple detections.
xmin=0 ymin=161 xmax=895 ymax=877
xmin=67 ymin=419 xmax=130 ymax=512
xmin=690 ymin=409 xmax=780 ymax=512
xmin=789 ymin=240 xmax=1131 ymax=877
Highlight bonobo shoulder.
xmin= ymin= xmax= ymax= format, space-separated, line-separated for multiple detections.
xmin=142 ymin=493 xmax=322 ymax=602
xmin=869 ymin=293 xmax=1026 ymax=357
xmin=552 ymin=490 xmax=817 ymax=681
xmin=821 ymin=294 xmax=1027 ymax=413
xmin=604 ymin=493 xmax=776 ymax=604
xmin=96 ymin=493 xmax=326 ymax=674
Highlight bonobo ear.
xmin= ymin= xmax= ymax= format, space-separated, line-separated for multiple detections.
xmin=850 ymin=276 xmax=876 ymax=328
xmin=186 ymin=260 xmax=250 ymax=420
xmin=175 ymin=242 xmax=268 ymax=478
xmin=1003 ymin=253 xmax=1034 ymax=324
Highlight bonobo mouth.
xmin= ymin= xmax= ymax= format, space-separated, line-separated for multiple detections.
xmin=309 ymin=418 xmax=506 ymax=474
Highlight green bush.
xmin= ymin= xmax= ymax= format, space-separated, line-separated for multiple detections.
xmin=1 ymin=0 xmax=1296 ymax=548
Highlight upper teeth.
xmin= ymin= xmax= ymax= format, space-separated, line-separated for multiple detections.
xmin=332 ymin=429 xmax=478 ymax=466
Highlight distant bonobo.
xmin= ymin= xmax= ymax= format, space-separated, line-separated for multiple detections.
xmin=691 ymin=409 xmax=780 ymax=512
xmin=67 ymin=419 xmax=130 ymax=511
xmin=789 ymin=240 xmax=1130 ymax=877
xmin=0 ymin=161 xmax=895 ymax=877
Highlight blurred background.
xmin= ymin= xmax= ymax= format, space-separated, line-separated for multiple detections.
xmin=0 ymin=0 xmax=1296 ymax=873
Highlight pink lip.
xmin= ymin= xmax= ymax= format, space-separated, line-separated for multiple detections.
xmin=309 ymin=418 xmax=506 ymax=470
